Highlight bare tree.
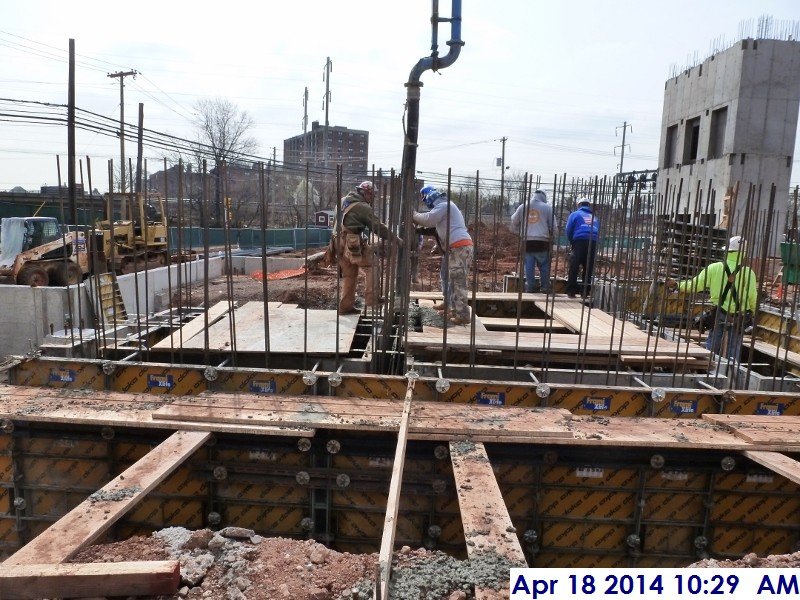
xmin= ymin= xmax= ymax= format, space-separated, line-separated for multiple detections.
xmin=193 ymin=98 xmax=258 ymax=227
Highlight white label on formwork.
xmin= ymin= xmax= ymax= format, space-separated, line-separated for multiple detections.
xmin=661 ymin=470 xmax=689 ymax=481
xmin=249 ymin=451 xmax=278 ymax=462
xmin=576 ymin=467 xmax=604 ymax=478
xmin=746 ymin=473 xmax=774 ymax=484
xmin=369 ymin=457 xmax=393 ymax=468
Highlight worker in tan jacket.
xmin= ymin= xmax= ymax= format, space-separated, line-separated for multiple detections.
xmin=333 ymin=181 xmax=402 ymax=314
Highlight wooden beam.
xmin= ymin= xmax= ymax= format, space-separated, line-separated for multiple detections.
xmin=4 ymin=430 xmax=210 ymax=565
xmin=450 ymin=441 xmax=526 ymax=600
xmin=375 ymin=382 xmax=414 ymax=600
xmin=742 ymin=450 xmax=800 ymax=485
xmin=0 ymin=561 xmax=179 ymax=600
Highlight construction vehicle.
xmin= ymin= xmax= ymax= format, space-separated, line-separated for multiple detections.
xmin=94 ymin=192 xmax=169 ymax=273
xmin=0 ymin=216 xmax=89 ymax=286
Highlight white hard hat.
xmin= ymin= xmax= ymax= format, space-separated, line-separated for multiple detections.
xmin=728 ymin=236 xmax=742 ymax=251
xmin=577 ymin=197 xmax=591 ymax=207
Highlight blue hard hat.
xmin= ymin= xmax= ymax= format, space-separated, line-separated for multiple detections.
xmin=420 ymin=185 xmax=441 ymax=208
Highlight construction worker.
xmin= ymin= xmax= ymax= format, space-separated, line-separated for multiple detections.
xmin=667 ymin=235 xmax=758 ymax=360
xmin=333 ymin=181 xmax=401 ymax=314
xmin=565 ymin=197 xmax=600 ymax=299
xmin=510 ymin=188 xmax=557 ymax=293
xmin=413 ymin=186 xmax=473 ymax=326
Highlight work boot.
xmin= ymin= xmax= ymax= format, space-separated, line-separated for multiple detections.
xmin=449 ymin=314 xmax=470 ymax=326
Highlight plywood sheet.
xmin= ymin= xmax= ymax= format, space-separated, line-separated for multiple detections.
xmin=178 ymin=302 xmax=359 ymax=354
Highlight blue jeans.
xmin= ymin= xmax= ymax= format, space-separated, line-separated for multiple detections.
xmin=524 ymin=250 xmax=551 ymax=292
xmin=706 ymin=308 xmax=743 ymax=360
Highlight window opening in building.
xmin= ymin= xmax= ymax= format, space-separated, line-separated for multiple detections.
xmin=708 ymin=106 xmax=728 ymax=160
xmin=683 ymin=117 xmax=701 ymax=163
xmin=664 ymin=124 xmax=678 ymax=168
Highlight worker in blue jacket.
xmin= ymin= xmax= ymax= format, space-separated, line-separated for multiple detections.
xmin=565 ymin=198 xmax=600 ymax=299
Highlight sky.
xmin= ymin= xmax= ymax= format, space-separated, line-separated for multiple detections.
xmin=1 ymin=0 xmax=799 ymax=193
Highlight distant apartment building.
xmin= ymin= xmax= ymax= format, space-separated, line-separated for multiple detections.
xmin=283 ymin=120 xmax=369 ymax=185
xmin=656 ymin=37 xmax=800 ymax=247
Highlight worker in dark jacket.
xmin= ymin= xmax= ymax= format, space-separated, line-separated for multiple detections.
xmin=333 ymin=181 xmax=402 ymax=314
xmin=565 ymin=198 xmax=600 ymax=299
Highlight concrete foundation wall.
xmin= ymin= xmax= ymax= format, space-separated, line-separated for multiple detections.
xmin=0 ymin=284 xmax=90 ymax=355
xmin=0 ymin=254 xmax=313 ymax=356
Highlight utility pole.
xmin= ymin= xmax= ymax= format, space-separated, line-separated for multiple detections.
xmin=302 ymin=87 xmax=309 ymax=134
xmin=498 ymin=136 xmax=508 ymax=213
xmin=322 ymin=57 xmax=332 ymax=172
xmin=67 ymin=39 xmax=77 ymax=227
xmin=615 ymin=121 xmax=632 ymax=175
xmin=136 ymin=103 xmax=144 ymax=194
xmin=322 ymin=56 xmax=333 ymax=195
xmin=107 ymin=69 xmax=138 ymax=193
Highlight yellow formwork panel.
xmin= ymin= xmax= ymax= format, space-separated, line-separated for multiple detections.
xmin=11 ymin=360 xmax=104 ymax=390
xmin=438 ymin=513 xmax=465 ymax=547
xmin=712 ymin=492 xmax=800 ymax=525
xmin=31 ymin=489 xmax=86 ymax=518
xmin=644 ymin=492 xmax=704 ymax=522
xmin=156 ymin=466 xmax=207 ymax=497
xmin=438 ymin=383 xmax=540 ymax=407
xmin=217 ymin=481 xmax=307 ymax=505
xmin=635 ymin=556 xmax=692 ymax=568
xmin=214 ymin=371 xmax=307 ymax=396
xmin=396 ymin=513 xmax=424 ymax=543
xmin=493 ymin=464 xmax=536 ymax=486
xmin=159 ymin=498 xmax=205 ymax=529
xmin=711 ymin=473 xmax=800 ymax=525
xmin=336 ymin=375 xmax=410 ymax=400
xmin=549 ymin=389 xmax=648 ymax=416
xmin=750 ymin=526 xmax=795 ymax=556
xmin=501 ymin=486 xmax=537 ymax=519
xmin=111 ymin=365 xmax=206 ymax=395
xmin=642 ymin=525 xmax=695 ymax=554
xmin=645 ymin=469 xmax=707 ymax=491
xmin=20 ymin=437 xmax=108 ymax=459
xmin=0 ymin=517 xmax=19 ymax=551
xmin=21 ymin=456 xmax=109 ymax=491
xmin=724 ymin=393 xmax=800 ymax=416
xmin=336 ymin=509 xmax=384 ymax=539
xmin=332 ymin=489 xmax=386 ymax=514
xmin=541 ymin=520 xmax=627 ymax=550
xmin=128 ymin=498 xmax=167 ymax=527
xmin=224 ymin=504 xmax=304 ymax=534
xmin=534 ymin=551 xmax=629 ymax=568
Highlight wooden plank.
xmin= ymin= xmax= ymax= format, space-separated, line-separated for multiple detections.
xmin=405 ymin=330 xmax=711 ymax=358
xmin=742 ymin=450 xmax=800 ymax=485
xmin=751 ymin=340 xmax=800 ymax=368
xmin=0 ymin=394 xmax=312 ymax=438
xmin=376 ymin=383 xmax=414 ymax=600
xmin=0 ymin=561 xmax=179 ymax=600
xmin=450 ymin=441 xmax=526 ymax=599
xmin=179 ymin=302 xmax=360 ymax=354
xmin=152 ymin=301 xmax=232 ymax=349
xmin=702 ymin=414 xmax=800 ymax=445
xmin=4 ymin=430 xmax=210 ymax=565
xmin=479 ymin=316 xmax=567 ymax=332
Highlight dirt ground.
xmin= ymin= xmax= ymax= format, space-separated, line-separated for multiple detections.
xmin=72 ymin=527 xmax=507 ymax=600
xmin=175 ymin=224 xmax=572 ymax=311
xmin=70 ymin=527 xmax=800 ymax=600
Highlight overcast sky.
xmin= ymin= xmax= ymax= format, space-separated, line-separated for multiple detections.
xmin=1 ymin=0 xmax=799 ymax=192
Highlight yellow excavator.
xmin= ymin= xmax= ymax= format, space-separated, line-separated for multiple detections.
xmin=0 ymin=217 xmax=90 ymax=286
xmin=94 ymin=193 xmax=169 ymax=274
